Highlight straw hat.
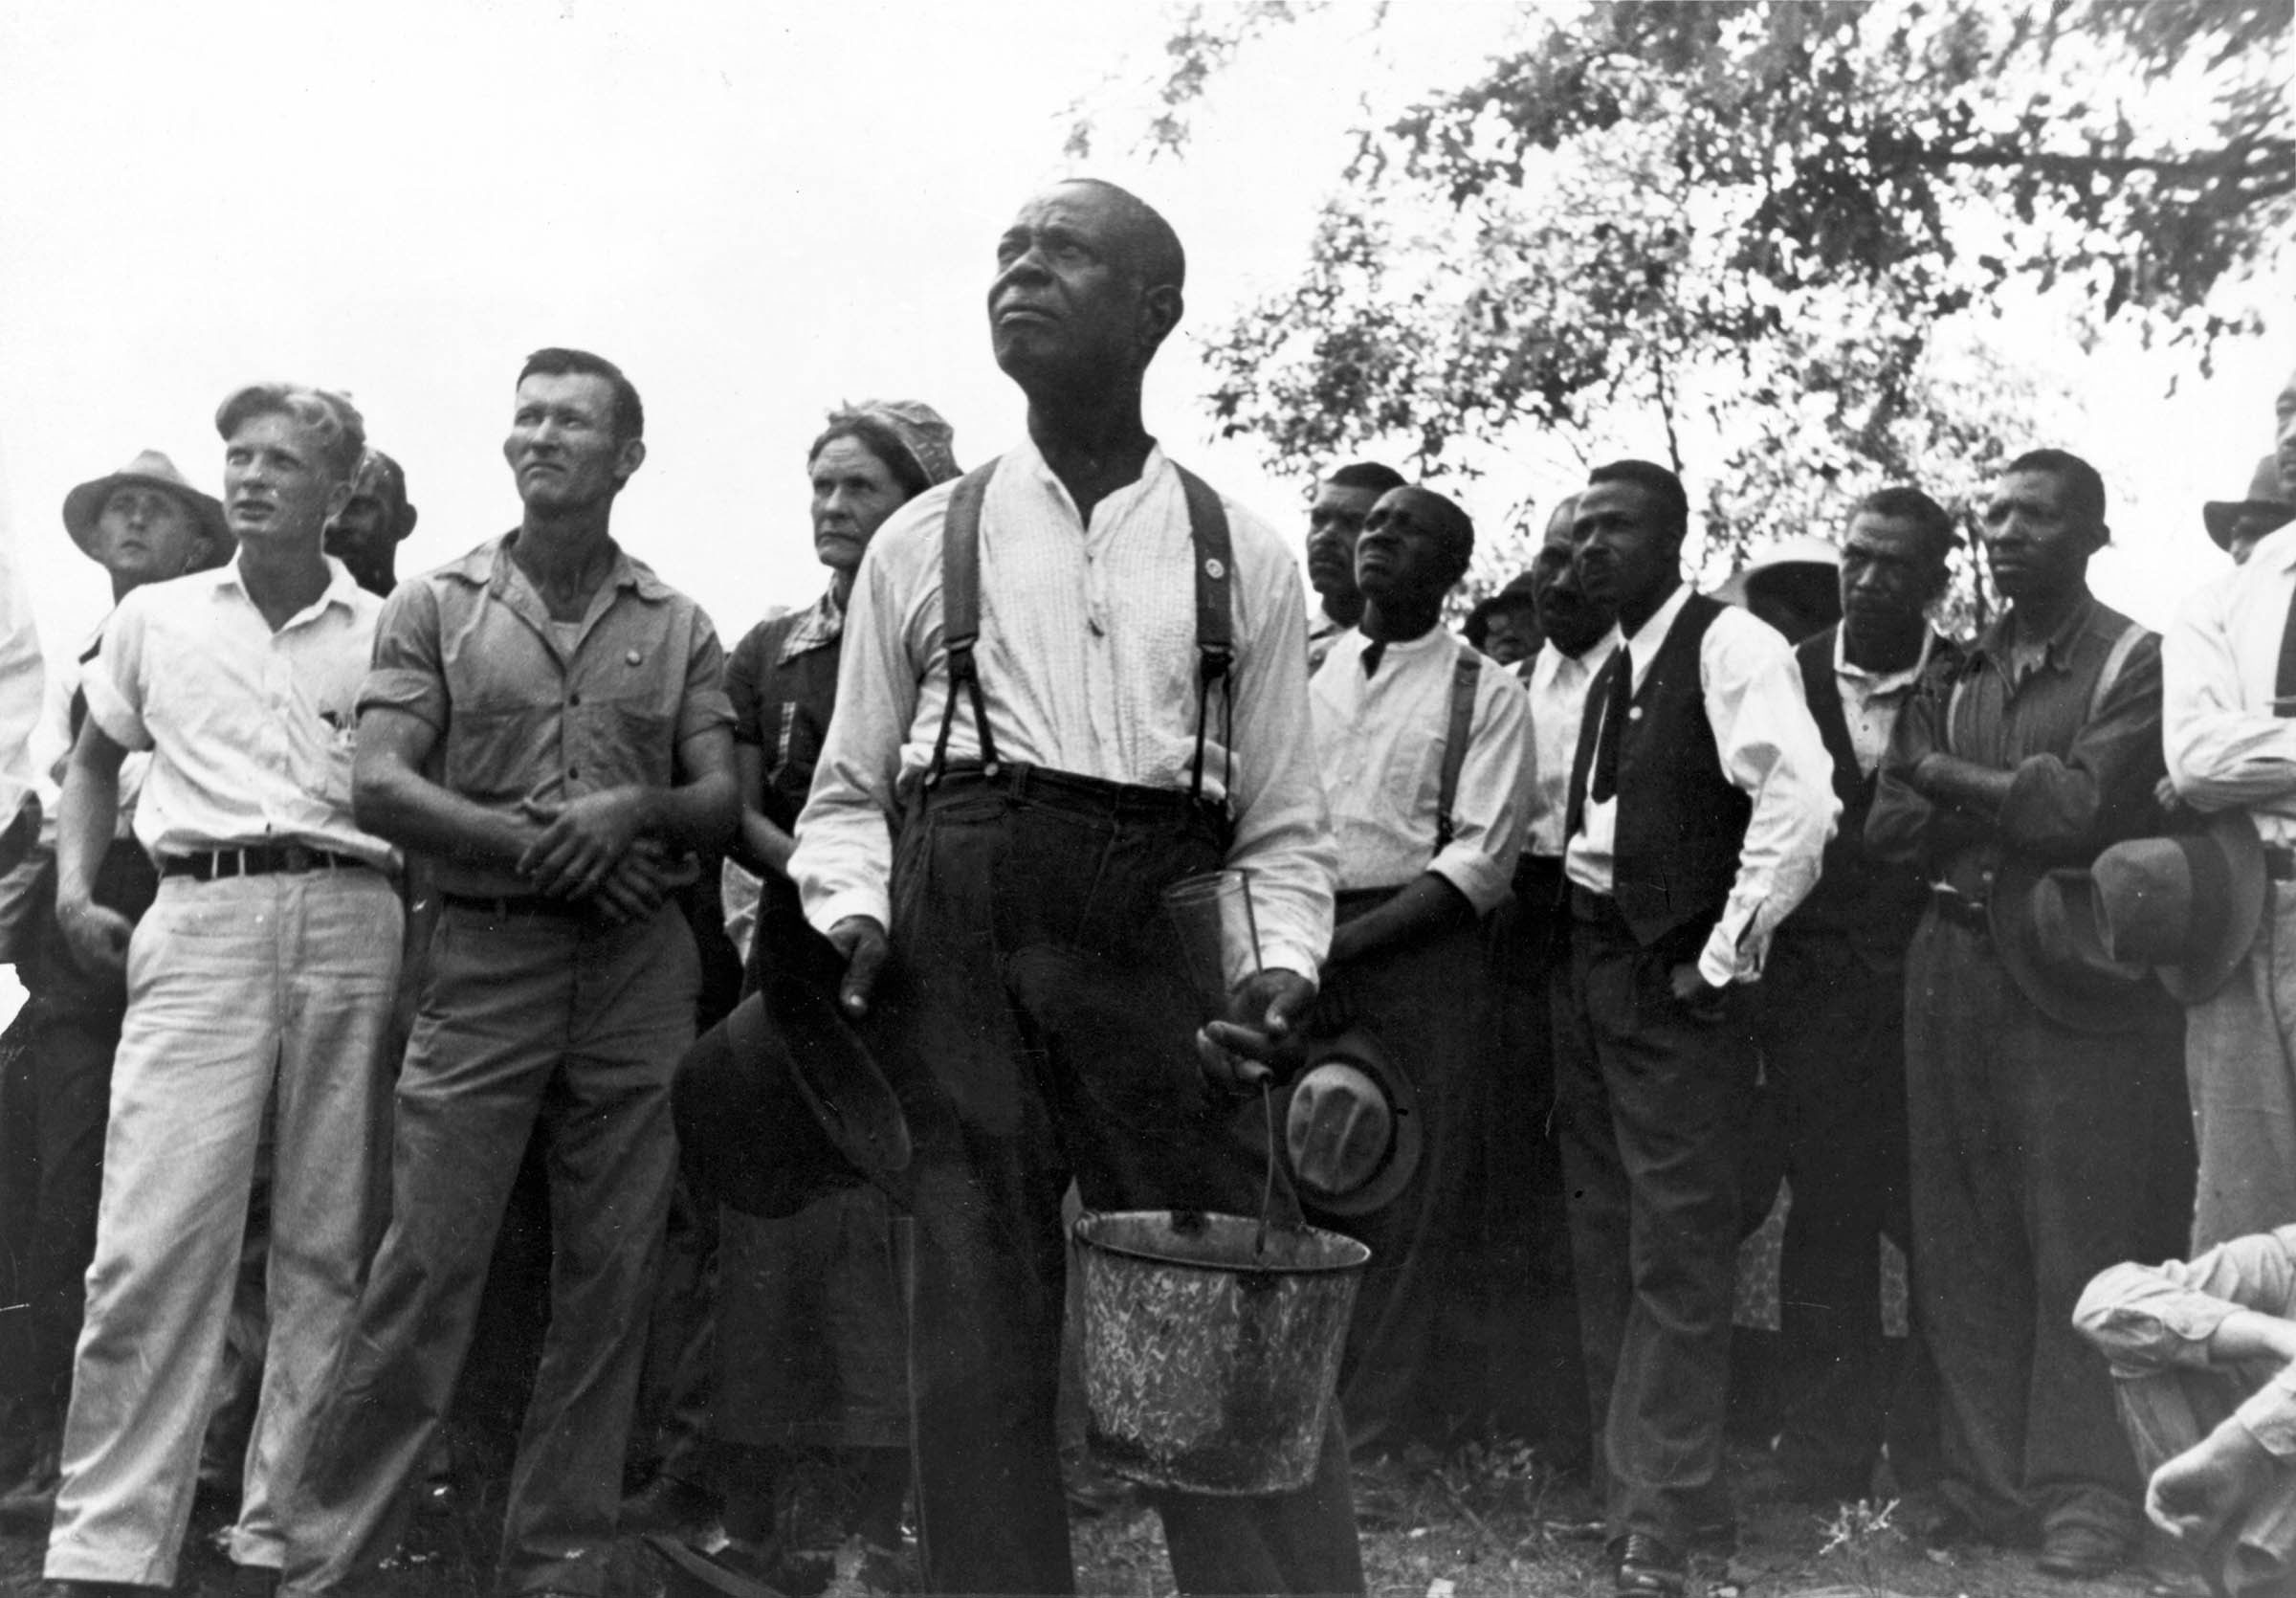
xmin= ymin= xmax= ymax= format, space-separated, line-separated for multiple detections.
xmin=61 ymin=450 xmax=231 ymax=565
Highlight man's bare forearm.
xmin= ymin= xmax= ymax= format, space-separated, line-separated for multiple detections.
xmin=56 ymin=728 xmax=125 ymax=906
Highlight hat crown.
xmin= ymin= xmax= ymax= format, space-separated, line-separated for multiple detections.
xmin=2087 ymin=838 xmax=2203 ymax=966
xmin=2247 ymin=455 xmax=2294 ymax=506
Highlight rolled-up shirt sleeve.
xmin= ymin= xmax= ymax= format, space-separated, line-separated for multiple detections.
xmin=357 ymin=581 xmax=449 ymax=729
xmin=80 ymin=592 xmax=152 ymax=752
xmin=1996 ymin=634 xmax=2167 ymax=859
xmin=675 ymin=615 xmax=735 ymax=744
xmin=1697 ymin=611 xmax=1840 ymax=988
xmin=792 ymin=514 xmax=928 ymax=938
xmin=2164 ymin=577 xmax=2296 ymax=814
xmin=1427 ymin=669 xmax=1534 ymax=917
xmin=1222 ymin=513 xmax=1336 ymax=981
xmin=2074 ymin=1227 xmax=2296 ymax=1455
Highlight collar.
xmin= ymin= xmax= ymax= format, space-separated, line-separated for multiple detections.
xmin=2260 ymin=519 xmax=2296 ymax=573
xmin=443 ymin=530 xmax=674 ymax=604
xmin=1834 ymin=627 xmax=1935 ymax=696
xmin=777 ymin=585 xmax=846 ymax=664
xmin=1007 ymin=434 xmax=1173 ymax=529
xmin=211 ymin=553 xmax=365 ymax=629
xmin=1622 ymin=583 xmax=1693 ymax=663
xmin=1973 ymin=591 xmax=2098 ymax=680
xmin=1529 ymin=634 xmax=1612 ymax=691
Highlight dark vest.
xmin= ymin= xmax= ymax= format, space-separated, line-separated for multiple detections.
xmin=1564 ymin=590 xmax=1752 ymax=947
xmin=1775 ymin=625 xmax=1943 ymax=964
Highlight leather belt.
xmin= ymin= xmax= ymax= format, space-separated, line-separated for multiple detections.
xmin=162 ymin=844 xmax=377 ymax=881
xmin=439 ymin=891 xmax=589 ymax=920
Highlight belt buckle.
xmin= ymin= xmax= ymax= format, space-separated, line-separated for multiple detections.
xmin=278 ymin=842 xmax=316 ymax=874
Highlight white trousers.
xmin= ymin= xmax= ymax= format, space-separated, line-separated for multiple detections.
xmin=45 ymin=869 xmax=401 ymax=1585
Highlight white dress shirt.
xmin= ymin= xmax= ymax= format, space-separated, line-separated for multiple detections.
xmin=1833 ymin=628 xmax=1936 ymax=778
xmin=1523 ymin=636 xmax=1616 ymax=859
xmin=793 ymin=438 xmax=1336 ymax=979
xmin=32 ymin=619 xmax=148 ymax=846
xmin=1563 ymin=585 xmax=1839 ymax=987
xmin=2165 ymin=522 xmax=2296 ymax=844
xmin=1312 ymin=627 xmax=1533 ymax=913
xmin=82 ymin=558 xmax=395 ymax=870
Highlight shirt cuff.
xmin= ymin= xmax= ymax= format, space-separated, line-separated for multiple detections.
xmin=79 ymin=670 xmax=150 ymax=752
xmin=1429 ymin=849 xmax=1511 ymax=919
xmin=806 ymin=885 xmax=891 ymax=941
xmin=2236 ymin=1372 xmax=2296 ymax=1458
xmin=1259 ymin=942 xmax=1323 ymax=988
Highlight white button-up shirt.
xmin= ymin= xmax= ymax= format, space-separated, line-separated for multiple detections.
xmin=1311 ymin=627 xmax=1533 ymax=913
xmin=793 ymin=439 xmax=1336 ymax=978
xmin=82 ymin=557 xmax=395 ymax=870
xmin=1523 ymin=636 xmax=1615 ymax=859
xmin=2166 ymin=521 xmax=2296 ymax=844
xmin=1833 ymin=628 xmax=1936 ymax=778
xmin=1563 ymin=586 xmax=1839 ymax=987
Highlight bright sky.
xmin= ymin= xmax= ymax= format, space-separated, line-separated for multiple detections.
xmin=0 ymin=0 xmax=2285 ymax=666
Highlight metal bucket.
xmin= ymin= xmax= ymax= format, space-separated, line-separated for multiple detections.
xmin=1072 ymin=1209 xmax=1370 ymax=1496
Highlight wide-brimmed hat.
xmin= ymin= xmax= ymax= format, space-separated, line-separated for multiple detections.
xmin=1281 ymin=1026 xmax=1423 ymax=1218
xmin=1990 ymin=854 xmax=2161 ymax=1033
xmin=61 ymin=450 xmax=232 ymax=565
xmin=2074 ymin=810 xmax=2265 ymax=1005
xmin=676 ymin=921 xmax=911 ymax=1219
xmin=2203 ymin=456 xmax=2296 ymax=552
xmin=1466 ymin=572 xmax=1542 ymax=646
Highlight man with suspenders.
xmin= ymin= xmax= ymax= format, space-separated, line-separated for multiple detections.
xmin=1867 ymin=449 xmax=2185 ymax=1579
xmin=1303 ymin=484 xmax=1533 ymax=1447
xmin=790 ymin=181 xmax=1354 ymax=1595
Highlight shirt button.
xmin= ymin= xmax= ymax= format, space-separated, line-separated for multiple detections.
xmin=569 ymin=692 xmax=583 ymax=707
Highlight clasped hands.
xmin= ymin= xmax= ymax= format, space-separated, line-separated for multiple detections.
xmin=518 ymin=789 xmax=669 ymax=923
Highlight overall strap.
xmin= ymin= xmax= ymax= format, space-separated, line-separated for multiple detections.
xmin=1176 ymin=465 xmax=1235 ymax=804
xmin=1433 ymin=645 xmax=1482 ymax=854
xmin=2090 ymin=618 xmax=2145 ymax=720
xmin=928 ymin=460 xmax=1002 ymax=787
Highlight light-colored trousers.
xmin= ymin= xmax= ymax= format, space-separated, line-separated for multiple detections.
xmin=44 ymin=869 xmax=401 ymax=1586
xmin=2192 ymin=884 xmax=2296 ymax=1252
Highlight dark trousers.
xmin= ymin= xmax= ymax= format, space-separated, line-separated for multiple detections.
xmin=286 ymin=902 xmax=698 ymax=1598
xmin=0 ymin=1001 xmax=121 ymax=1415
xmin=873 ymin=767 xmax=1362 ymax=1598
xmin=1755 ymin=929 xmax=1935 ymax=1496
xmin=1553 ymin=890 xmax=1755 ymax=1549
xmin=1467 ymin=858 xmax=1588 ymax=1465
xmin=1311 ymin=908 xmax=1488 ymax=1451
xmin=1903 ymin=910 xmax=2184 ymax=1544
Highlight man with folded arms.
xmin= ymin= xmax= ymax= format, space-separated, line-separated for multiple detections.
xmin=42 ymin=385 xmax=398 ymax=1598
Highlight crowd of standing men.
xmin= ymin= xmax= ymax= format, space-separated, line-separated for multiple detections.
xmin=4 ymin=174 xmax=2296 ymax=1598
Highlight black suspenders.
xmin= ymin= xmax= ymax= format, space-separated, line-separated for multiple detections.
xmin=925 ymin=456 xmax=1237 ymax=803
xmin=1431 ymin=645 xmax=1482 ymax=855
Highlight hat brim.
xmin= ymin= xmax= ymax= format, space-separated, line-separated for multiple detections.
xmin=1282 ymin=1026 xmax=1423 ymax=1218
xmin=2202 ymin=499 xmax=2296 ymax=551
xmin=2159 ymin=810 xmax=2266 ymax=1005
xmin=62 ymin=472 xmax=233 ymax=566
xmin=718 ymin=925 xmax=912 ymax=1197
xmin=1989 ymin=855 xmax=2162 ymax=1033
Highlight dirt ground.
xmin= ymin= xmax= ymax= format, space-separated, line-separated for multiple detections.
xmin=0 ymin=1441 xmax=2164 ymax=1598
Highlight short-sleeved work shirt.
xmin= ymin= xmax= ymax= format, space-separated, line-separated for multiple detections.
xmin=358 ymin=532 xmax=734 ymax=898
xmin=85 ymin=557 xmax=395 ymax=870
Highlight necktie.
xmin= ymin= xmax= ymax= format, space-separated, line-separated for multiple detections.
xmin=1361 ymin=639 xmax=1385 ymax=677
xmin=2276 ymin=580 xmax=2296 ymax=718
xmin=1589 ymin=644 xmax=1632 ymax=804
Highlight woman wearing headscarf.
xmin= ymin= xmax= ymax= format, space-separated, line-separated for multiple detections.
xmin=648 ymin=401 xmax=957 ymax=1598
